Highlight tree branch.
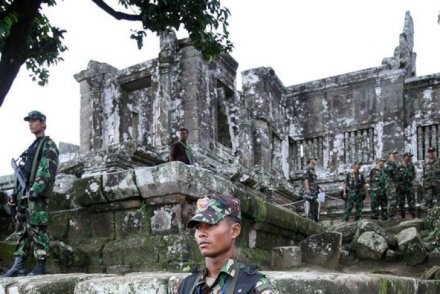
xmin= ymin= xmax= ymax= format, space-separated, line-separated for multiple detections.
xmin=89 ymin=0 xmax=142 ymax=21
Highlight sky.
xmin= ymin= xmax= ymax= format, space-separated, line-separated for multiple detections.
xmin=0 ymin=0 xmax=440 ymax=175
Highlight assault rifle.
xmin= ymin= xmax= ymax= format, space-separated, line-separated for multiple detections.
xmin=9 ymin=158 xmax=28 ymax=223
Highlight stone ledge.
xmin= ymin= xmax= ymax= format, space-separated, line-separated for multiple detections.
xmin=1 ymin=271 xmax=439 ymax=293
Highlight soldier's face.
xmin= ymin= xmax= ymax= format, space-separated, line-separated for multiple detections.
xmin=427 ymin=152 xmax=435 ymax=160
xmin=354 ymin=164 xmax=361 ymax=172
xmin=28 ymin=119 xmax=45 ymax=135
xmin=378 ymin=161 xmax=384 ymax=168
xmin=403 ymin=156 xmax=411 ymax=163
xmin=194 ymin=219 xmax=240 ymax=258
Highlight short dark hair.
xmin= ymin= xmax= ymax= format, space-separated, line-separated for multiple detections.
xmin=180 ymin=128 xmax=189 ymax=134
xmin=225 ymin=215 xmax=241 ymax=226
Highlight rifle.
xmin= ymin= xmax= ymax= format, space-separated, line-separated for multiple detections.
xmin=9 ymin=158 xmax=28 ymax=224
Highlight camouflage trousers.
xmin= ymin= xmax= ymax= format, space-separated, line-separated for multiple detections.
xmin=343 ymin=190 xmax=364 ymax=222
xmin=13 ymin=198 xmax=49 ymax=260
xmin=370 ymin=190 xmax=387 ymax=220
xmin=386 ymin=181 xmax=398 ymax=218
xmin=424 ymin=185 xmax=440 ymax=208
xmin=397 ymin=184 xmax=416 ymax=217
xmin=304 ymin=198 xmax=320 ymax=222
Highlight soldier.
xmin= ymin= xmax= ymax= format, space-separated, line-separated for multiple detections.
xmin=384 ymin=149 xmax=400 ymax=220
xmin=176 ymin=193 xmax=277 ymax=294
xmin=342 ymin=161 xmax=368 ymax=222
xmin=369 ymin=158 xmax=387 ymax=220
xmin=302 ymin=158 xmax=323 ymax=222
xmin=423 ymin=147 xmax=440 ymax=208
xmin=398 ymin=152 xmax=416 ymax=219
xmin=2 ymin=111 xmax=59 ymax=277
xmin=170 ymin=128 xmax=195 ymax=165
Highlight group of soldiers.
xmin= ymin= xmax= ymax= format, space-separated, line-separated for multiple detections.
xmin=342 ymin=147 xmax=439 ymax=222
xmin=302 ymin=147 xmax=440 ymax=223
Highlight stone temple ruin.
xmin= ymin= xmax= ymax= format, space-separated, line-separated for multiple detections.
xmin=1 ymin=11 xmax=440 ymax=293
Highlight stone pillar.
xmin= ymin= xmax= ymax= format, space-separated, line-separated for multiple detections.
xmin=152 ymin=31 xmax=178 ymax=148
xmin=74 ymin=61 xmax=119 ymax=152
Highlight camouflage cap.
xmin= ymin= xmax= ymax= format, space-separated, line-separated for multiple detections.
xmin=389 ymin=148 xmax=399 ymax=154
xmin=24 ymin=110 xmax=46 ymax=121
xmin=403 ymin=152 xmax=413 ymax=157
xmin=187 ymin=193 xmax=241 ymax=228
xmin=376 ymin=157 xmax=386 ymax=162
xmin=428 ymin=147 xmax=436 ymax=153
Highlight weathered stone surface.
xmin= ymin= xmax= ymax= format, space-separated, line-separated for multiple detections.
xmin=73 ymin=175 xmax=108 ymax=206
xmin=386 ymin=218 xmax=425 ymax=235
xmin=271 ymin=246 xmax=302 ymax=269
xmin=326 ymin=222 xmax=358 ymax=243
xmin=299 ymin=232 xmax=342 ymax=268
xmin=354 ymin=231 xmax=388 ymax=260
xmin=426 ymin=207 xmax=440 ymax=231
xmin=103 ymin=170 xmax=141 ymax=202
xmin=354 ymin=219 xmax=397 ymax=247
xmin=420 ymin=265 xmax=440 ymax=280
xmin=385 ymin=249 xmax=402 ymax=262
xmin=395 ymin=227 xmax=428 ymax=265
xmin=50 ymin=173 xmax=79 ymax=211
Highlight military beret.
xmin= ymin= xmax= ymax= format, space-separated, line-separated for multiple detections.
xmin=427 ymin=147 xmax=436 ymax=153
xmin=24 ymin=110 xmax=46 ymax=121
xmin=376 ymin=157 xmax=386 ymax=162
xmin=403 ymin=152 xmax=413 ymax=157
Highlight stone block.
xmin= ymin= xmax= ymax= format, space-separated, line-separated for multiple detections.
xmin=299 ymin=232 xmax=342 ymax=268
xmin=49 ymin=211 xmax=69 ymax=241
xmin=73 ymin=175 xmax=108 ymax=207
xmin=354 ymin=231 xmax=388 ymax=260
xmin=103 ymin=170 xmax=141 ymax=202
xmin=271 ymin=246 xmax=301 ymax=269
xmin=326 ymin=222 xmax=358 ymax=243
xmin=386 ymin=219 xmax=425 ymax=235
xmin=395 ymin=227 xmax=428 ymax=265
xmin=355 ymin=219 xmax=397 ymax=247
xmin=50 ymin=174 xmax=79 ymax=211
xmin=115 ymin=208 xmax=150 ymax=239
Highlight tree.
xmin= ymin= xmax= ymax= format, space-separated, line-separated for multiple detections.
xmin=0 ymin=0 xmax=233 ymax=107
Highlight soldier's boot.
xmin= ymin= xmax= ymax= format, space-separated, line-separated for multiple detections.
xmin=1 ymin=256 xmax=27 ymax=277
xmin=27 ymin=259 xmax=46 ymax=276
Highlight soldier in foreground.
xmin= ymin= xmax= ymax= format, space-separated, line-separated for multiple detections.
xmin=423 ymin=147 xmax=439 ymax=208
xmin=369 ymin=158 xmax=387 ymax=220
xmin=342 ymin=161 xmax=368 ymax=222
xmin=177 ymin=193 xmax=277 ymax=293
xmin=398 ymin=152 xmax=416 ymax=219
xmin=2 ymin=111 xmax=59 ymax=277
xmin=384 ymin=149 xmax=400 ymax=220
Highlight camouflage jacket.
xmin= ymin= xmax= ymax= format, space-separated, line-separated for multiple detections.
xmin=384 ymin=159 xmax=399 ymax=182
xmin=345 ymin=171 xmax=365 ymax=192
xmin=423 ymin=158 xmax=440 ymax=186
xmin=15 ymin=136 xmax=59 ymax=198
xmin=303 ymin=167 xmax=319 ymax=194
xmin=398 ymin=162 xmax=415 ymax=185
xmin=369 ymin=167 xmax=385 ymax=192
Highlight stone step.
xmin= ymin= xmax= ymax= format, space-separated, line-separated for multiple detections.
xmin=1 ymin=271 xmax=439 ymax=293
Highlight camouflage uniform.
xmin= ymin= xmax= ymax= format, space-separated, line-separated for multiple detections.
xmin=423 ymin=158 xmax=440 ymax=208
xmin=398 ymin=161 xmax=416 ymax=218
xmin=13 ymin=136 xmax=59 ymax=260
xmin=384 ymin=158 xmax=399 ymax=218
xmin=182 ymin=194 xmax=277 ymax=294
xmin=302 ymin=167 xmax=320 ymax=222
xmin=343 ymin=171 xmax=366 ymax=221
xmin=369 ymin=166 xmax=387 ymax=220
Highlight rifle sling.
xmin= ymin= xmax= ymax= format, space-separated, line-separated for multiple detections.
xmin=28 ymin=136 xmax=48 ymax=187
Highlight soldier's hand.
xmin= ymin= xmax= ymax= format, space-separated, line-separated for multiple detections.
xmin=7 ymin=198 xmax=16 ymax=206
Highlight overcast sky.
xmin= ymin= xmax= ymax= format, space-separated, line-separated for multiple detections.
xmin=0 ymin=0 xmax=439 ymax=175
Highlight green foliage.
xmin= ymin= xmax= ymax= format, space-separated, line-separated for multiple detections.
xmin=0 ymin=0 xmax=233 ymax=105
